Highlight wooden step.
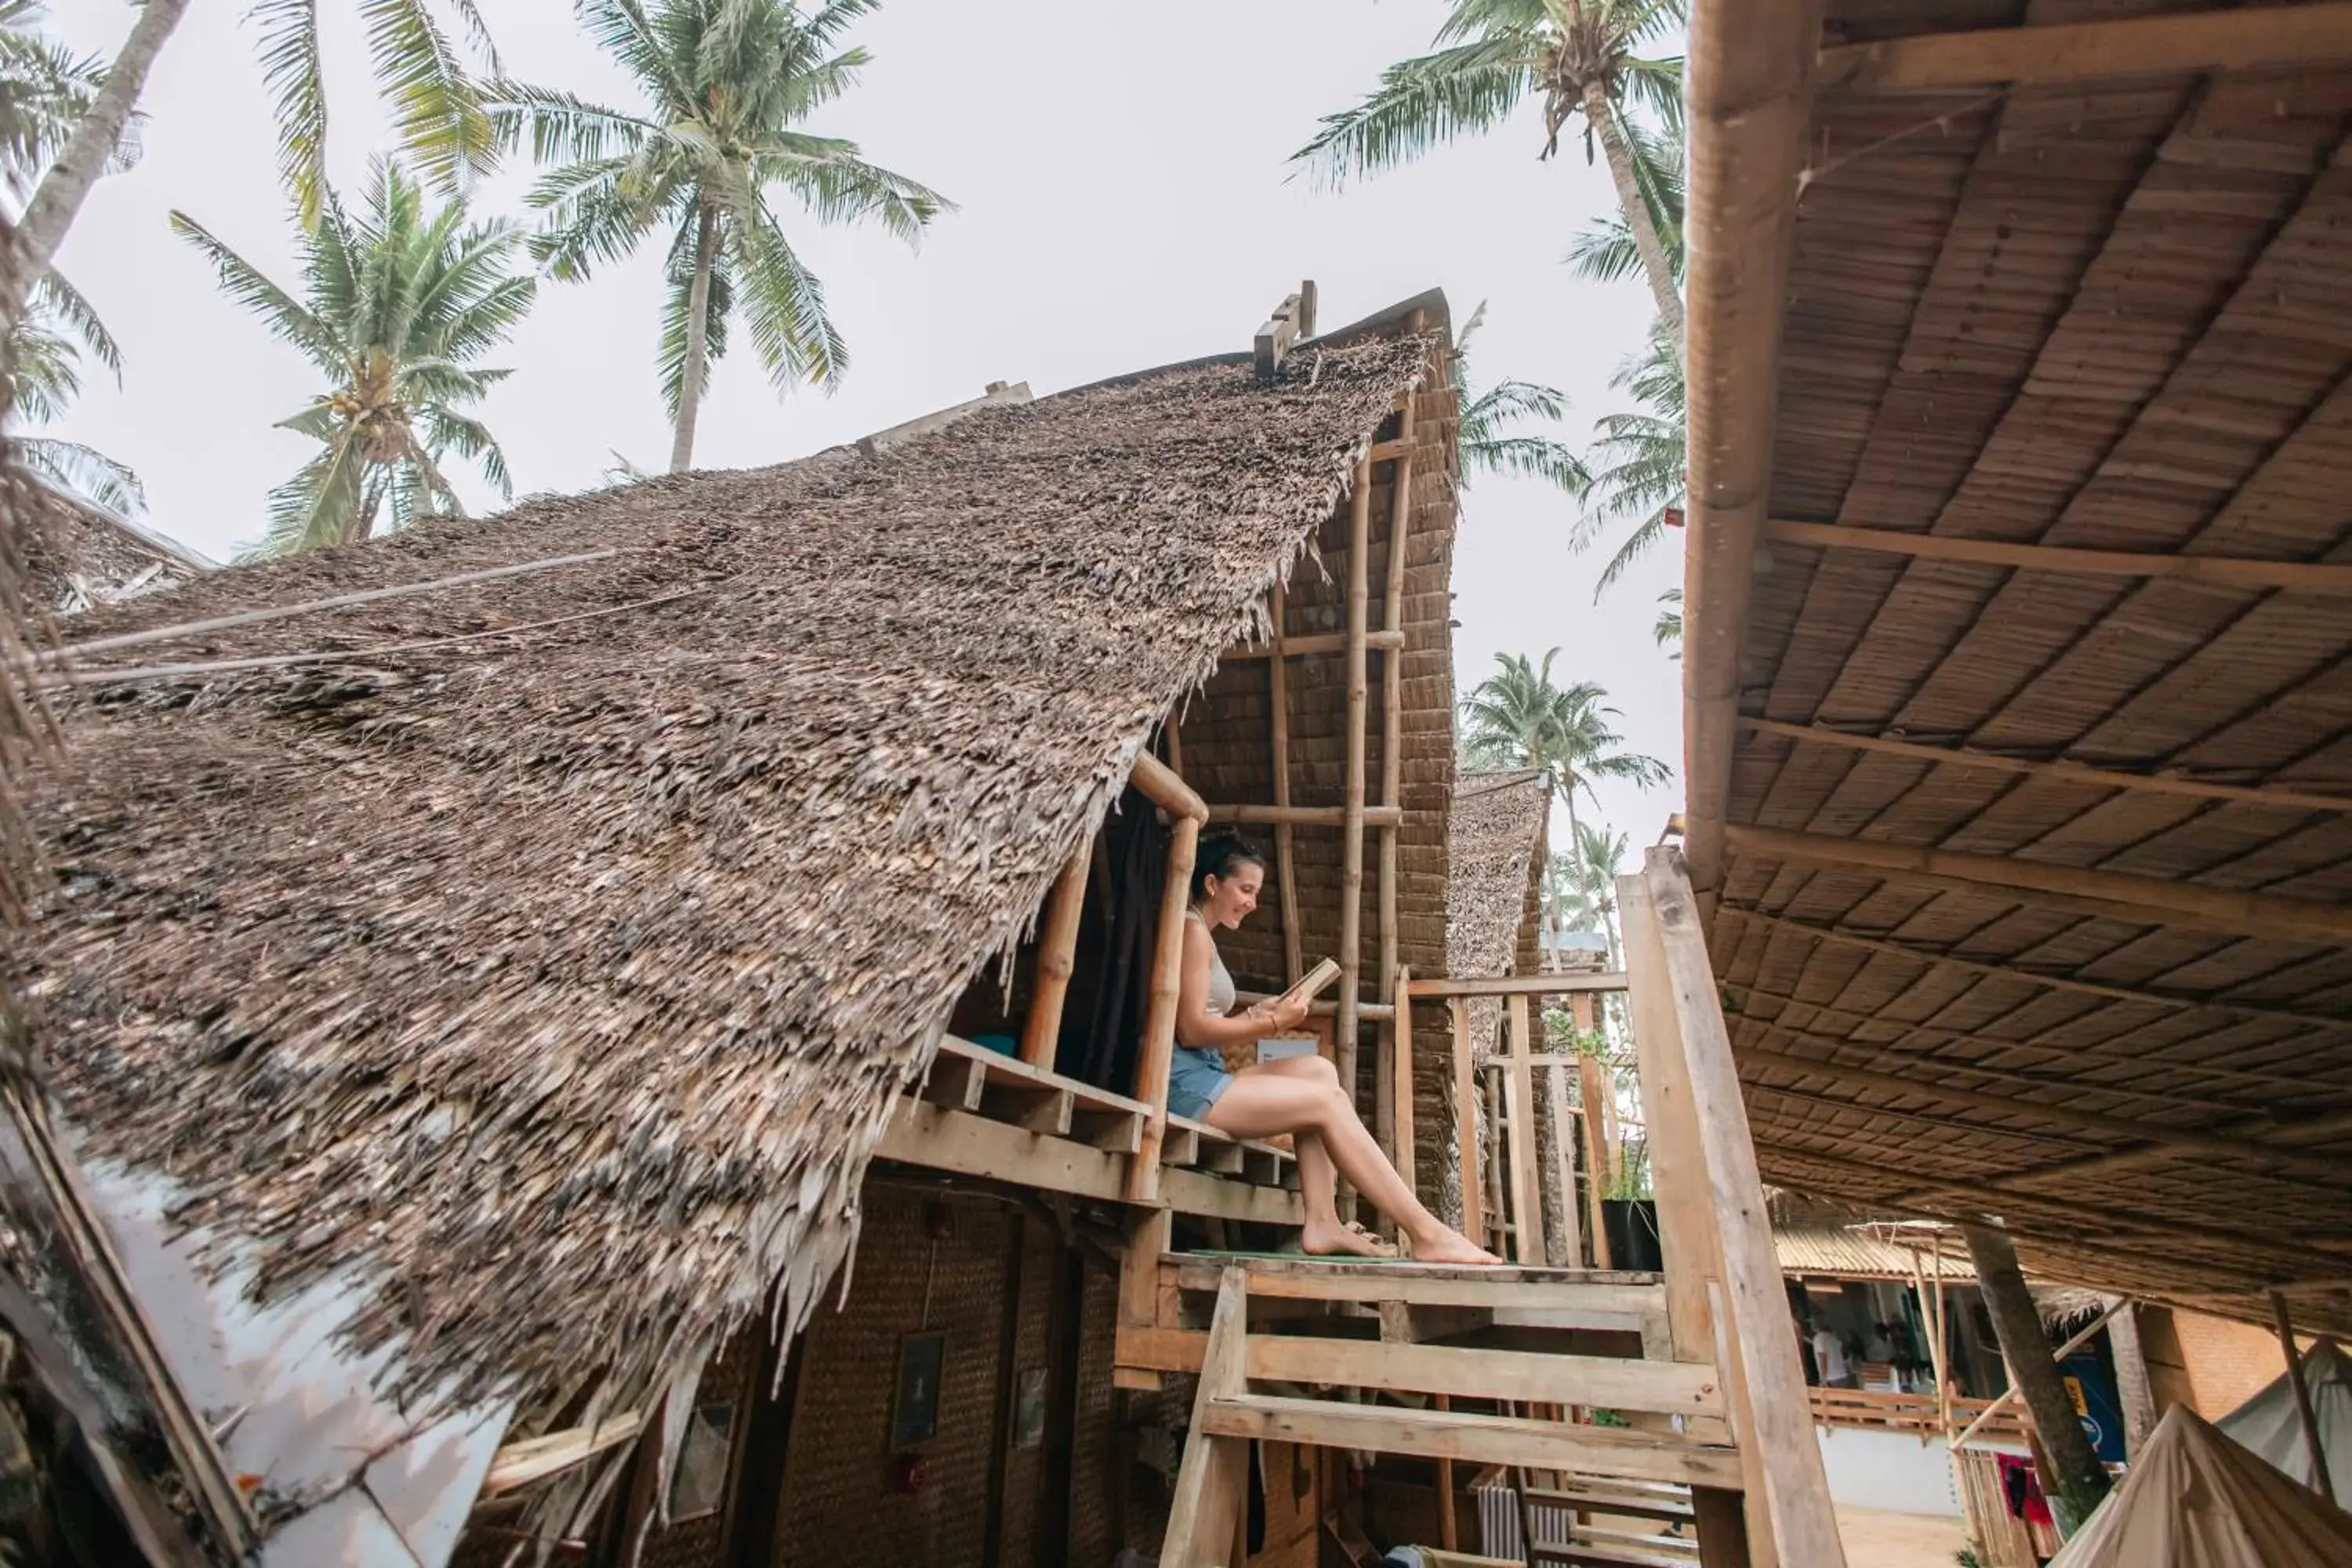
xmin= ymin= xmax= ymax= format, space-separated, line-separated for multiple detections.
xmin=1549 ymin=1522 xmax=1697 ymax=1560
xmin=1526 ymin=1485 xmax=1695 ymax=1525
xmin=1537 ymin=1543 xmax=1693 ymax=1568
xmin=1169 ymin=1254 xmax=1666 ymax=1314
xmin=1118 ymin=1329 xmax=1723 ymax=1417
xmin=1195 ymin=1394 xmax=1742 ymax=1489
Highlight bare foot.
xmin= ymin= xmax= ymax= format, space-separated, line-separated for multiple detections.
xmin=1406 ymin=1227 xmax=1505 ymax=1266
xmin=1301 ymin=1220 xmax=1393 ymax=1258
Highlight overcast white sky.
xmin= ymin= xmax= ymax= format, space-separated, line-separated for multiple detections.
xmin=44 ymin=0 xmax=1686 ymax=859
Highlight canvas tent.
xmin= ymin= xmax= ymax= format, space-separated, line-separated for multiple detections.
xmin=2049 ymin=1403 xmax=2352 ymax=1567
xmin=2217 ymin=1338 xmax=2352 ymax=1502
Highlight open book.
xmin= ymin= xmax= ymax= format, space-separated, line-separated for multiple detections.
xmin=1269 ymin=957 xmax=1341 ymax=1014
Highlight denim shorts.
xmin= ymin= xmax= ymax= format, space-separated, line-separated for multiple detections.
xmin=1167 ymin=1045 xmax=1235 ymax=1120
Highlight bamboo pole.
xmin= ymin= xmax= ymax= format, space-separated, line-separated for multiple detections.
xmin=1545 ymin=1060 xmax=1585 ymax=1268
xmin=1504 ymin=995 xmax=1546 ymax=1267
xmin=1338 ymin=456 xmax=1370 ymax=1131
xmin=1764 ymin=516 xmax=2352 ymax=593
xmin=1484 ymin=1068 xmax=1509 ymax=1256
xmin=1130 ymin=750 xmax=1208 ymax=823
xmin=1269 ymin=581 xmax=1302 ymax=985
xmin=1207 ymin=804 xmax=1403 ymax=828
xmin=1379 ymin=401 xmax=1414 ymax=1149
xmin=1221 ymin=629 xmax=1406 ymax=659
xmin=1391 ymin=966 xmax=1416 ymax=1204
xmin=2269 ymin=1289 xmax=2336 ymax=1505
xmin=1574 ymin=992 xmax=1614 ymax=1270
xmin=1018 ymin=850 xmax=1090 ymax=1069
xmin=1129 ymin=815 xmax=1202 ymax=1203
xmin=1452 ymin=997 xmax=1481 ymax=1239
xmin=1817 ymin=4 xmax=2352 ymax=92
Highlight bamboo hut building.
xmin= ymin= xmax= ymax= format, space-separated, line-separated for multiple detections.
xmin=1678 ymin=0 xmax=2352 ymax=1359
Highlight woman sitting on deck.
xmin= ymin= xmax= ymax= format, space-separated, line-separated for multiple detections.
xmin=1173 ymin=833 xmax=1500 ymax=1265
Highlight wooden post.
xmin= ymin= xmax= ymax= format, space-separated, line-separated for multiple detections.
xmin=1642 ymin=848 xmax=1846 ymax=1566
xmin=1504 ymin=995 xmax=1547 ymax=1267
xmin=1116 ymin=1207 xmax=1172 ymax=1392
xmin=1131 ymin=814 xmax=1203 ymax=1203
xmin=1161 ymin=1268 xmax=1251 ymax=1566
xmin=1450 ymin=997 xmax=1481 ymax=1239
xmin=1392 ymin=967 xmax=1416 ymax=1203
xmin=1269 ymin=582 xmax=1302 ymax=985
xmin=1484 ymin=1069 xmax=1509 ymax=1256
xmin=1435 ymin=1394 xmax=1459 ymax=1550
xmin=1337 ymin=456 xmax=1371 ymax=1140
xmin=1932 ymin=1254 xmax=1953 ymax=1441
xmin=2270 ymin=1289 xmax=2336 ymax=1505
xmin=1545 ymin=1061 xmax=1585 ymax=1268
xmin=2107 ymin=1298 xmax=2158 ymax=1460
xmin=1574 ymin=993 xmax=1614 ymax=1270
xmin=1019 ymin=850 xmax=1090 ymax=1069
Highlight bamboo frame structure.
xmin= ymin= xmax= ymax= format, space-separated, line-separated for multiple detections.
xmin=1763 ymin=516 xmax=2352 ymax=593
xmin=1815 ymin=1 xmax=2352 ymax=89
xmin=1503 ymin=995 xmax=1545 ymax=1266
xmin=1391 ymin=966 xmax=1415 ymax=1207
xmin=1338 ymin=456 xmax=1371 ymax=1123
xmin=1377 ymin=394 xmax=1414 ymax=1180
xmin=1018 ymin=851 xmax=1091 ymax=1068
xmin=1268 ymin=583 xmax=1301 ymax=985
xmin=1129 ymin=755 xmax=1207 ymax=1203
xmin=1450 ymin=996 xmax=1481 ymax=1240
xmin=1574 ymin=991 xmax=1613 ymax=1270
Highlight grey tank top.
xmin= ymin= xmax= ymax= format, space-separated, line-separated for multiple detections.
xmin=1186 ymin=909 xmax=1236 ymax=1018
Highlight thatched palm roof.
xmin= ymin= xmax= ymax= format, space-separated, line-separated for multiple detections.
xmin=1679 ymin=0 xmax=2352 ymax=1331
xmin=22 ymin=474 xmax=206 ymax=612
xmin=23 ymin=319 xmax=1439 ymax=1439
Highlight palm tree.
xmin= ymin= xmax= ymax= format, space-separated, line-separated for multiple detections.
xmin=1573 ymin=325 xmax=1684 ymax=596
xmin=495 ymin=0 xmax=949 ymax=473
xmin=173 ymin=160 xmax=531 ymax=557
xmin=1454 ymin=300 xmax=1592 ymax=499
xmin=1547 ymin=820 xmax=1629 ymax=954
xmin=1652 ymin=588 xmax=1682 ymax=655
xmin=1459 ymin=649 xmax=1669 ymax=850
xmin=9 ymin=271 xmax=142 ymax=515
xmin=1294 ymin=0 xmax=1686 ymax=334
xmin=1563 ymin=115 xmax=1681 ymax=291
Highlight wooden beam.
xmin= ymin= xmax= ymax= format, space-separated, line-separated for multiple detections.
xmin=1409 ymin=972 xmax=1631 ymax=998
xmin=1719 ymin=907 xmax=2352 ymax=1069
xmin=1678 ymin=0 xmax=1817 ymax=900
xmin=1018 ymin=850 xmax=1090 ymax=1069
xmin=1221 ymin=629 xmax=1406 ymax=660
xmin=855 ymin=379 xmax=1032 ymax=457
xmin=1907 ymin=1104 xmax=2352 ymax=1209
xmin=1546 ymin=1062 xmax=1584 ymax=1270
xmin=1766 ymin=516 xmax=2352 ymax=594
xmin=1452 ymin=996 xmax=1482 ymax=1239
xmin=1623 ymin=870 xmax=1717 ymax=1365
xmin=2270 ymin=1290 xmax=2338 ymax=1506
xmin=1204 ymin=803 xmax=1403 ymax=828
xmin=1816 ymin=2 xmax=2352 ymax=91
xmin=1338 ymin=456 xmax=1371 ymax=1135
xmin=1197 ymin=1396 xmax=1747 ymax=1490
xmin=1131 ymin=815 xmax=1202 ymax=1203
xmin=1165 ymin=1256 xmax=1666 ymax=1314
xmin=880 ymin=1100 xmax=1120 ymax=1202
xmin=1117 ymin=1329 xmax=1723 ymax=1415
xmin=1232 ymin=988 xmax=1393 ymax=1022
xmin=1643 ymin=848 xmax=1847 ymax=1566
xmin=1722 ymin=821 xmax=2352 ymax=946
xmin=1504 ymin=995 xmax=1547 ymax=1266
xmin=1734 ymin=1041 xmax=2352 ymax=1190
xmin=1738 ymin=716 xmax=2352 ymax=815
xmin=1130 ymin=751 xmax=1208 ymax=823
xmin=1255 ymin=291 xmax=1305 ymax=383
xmin=1269 ymin=581 xmax=1302 ymax=985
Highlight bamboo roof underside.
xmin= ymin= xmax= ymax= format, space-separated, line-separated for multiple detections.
xmin=19 ymin=310 xmax=1443 ymax=1423
xmin=1683 ymin=0 xmax=2352 ymax=1332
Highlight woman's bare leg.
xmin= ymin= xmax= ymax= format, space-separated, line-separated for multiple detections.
xmin=1206 ymin=1055 xmax=1497 ymax=1264
xmin=1214 ymin=1058 xmax=1379 ymax=1256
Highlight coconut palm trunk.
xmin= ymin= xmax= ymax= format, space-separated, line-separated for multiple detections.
xmin=7 ymin=0 xmax=191 ymax=318
xmin=669 ymin=205 xmax=720 ymax=474
xmin=1581 ymin=78 xmax=1681 ymax=336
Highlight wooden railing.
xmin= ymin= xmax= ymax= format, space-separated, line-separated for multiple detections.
xmin=1809 ymin=1385 xmax=2031 ymax=1444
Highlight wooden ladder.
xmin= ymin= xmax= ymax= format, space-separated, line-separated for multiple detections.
xmin=1156 ymin=1265 xmax=1746 ymax=1568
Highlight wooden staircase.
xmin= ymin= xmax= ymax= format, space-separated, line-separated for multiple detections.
xmin=1154 ymin=1260 xmax=1748 ymax=1568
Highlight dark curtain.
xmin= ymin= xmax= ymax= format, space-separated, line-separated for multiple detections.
xmin=1063 ymin=786 xmax=1167 ymax=1094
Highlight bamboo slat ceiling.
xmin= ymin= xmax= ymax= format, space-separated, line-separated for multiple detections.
xmin=1686 ymin=0 xmax=2352 ymax=1330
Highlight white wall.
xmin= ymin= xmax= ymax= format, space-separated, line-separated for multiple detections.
xmin=1813 ymin=1425 xmax=1964 ymax=1516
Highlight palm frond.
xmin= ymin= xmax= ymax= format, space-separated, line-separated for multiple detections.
xmin=753 ymin=135 xmax=951 ymax=244
xmin=488 ymin=81 xmax=655 ymax=164
xmin=170 ymin=210 xmax=346 ymax=371
xmin=251 ymin=0 xmax=332 ymax=227
xmin=1290 ymin=38 xmax=1536 ymax=188
xmin=15 ymin=437 xmax=144 ymax=516
xmin=656 ymin=215 xmax=734 ymax=419
xmin=730 ymin=201 xmax=846 ymax=392
xmin=1465 ymin=434 xmax=1594 ymax=495
xmin=361 ymin=0 xmax=498 ymax=195
xmin=251 ymin=427 xmax=371 ymax=557
xmin=28 ymin=268 xmax=120 ymax=378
